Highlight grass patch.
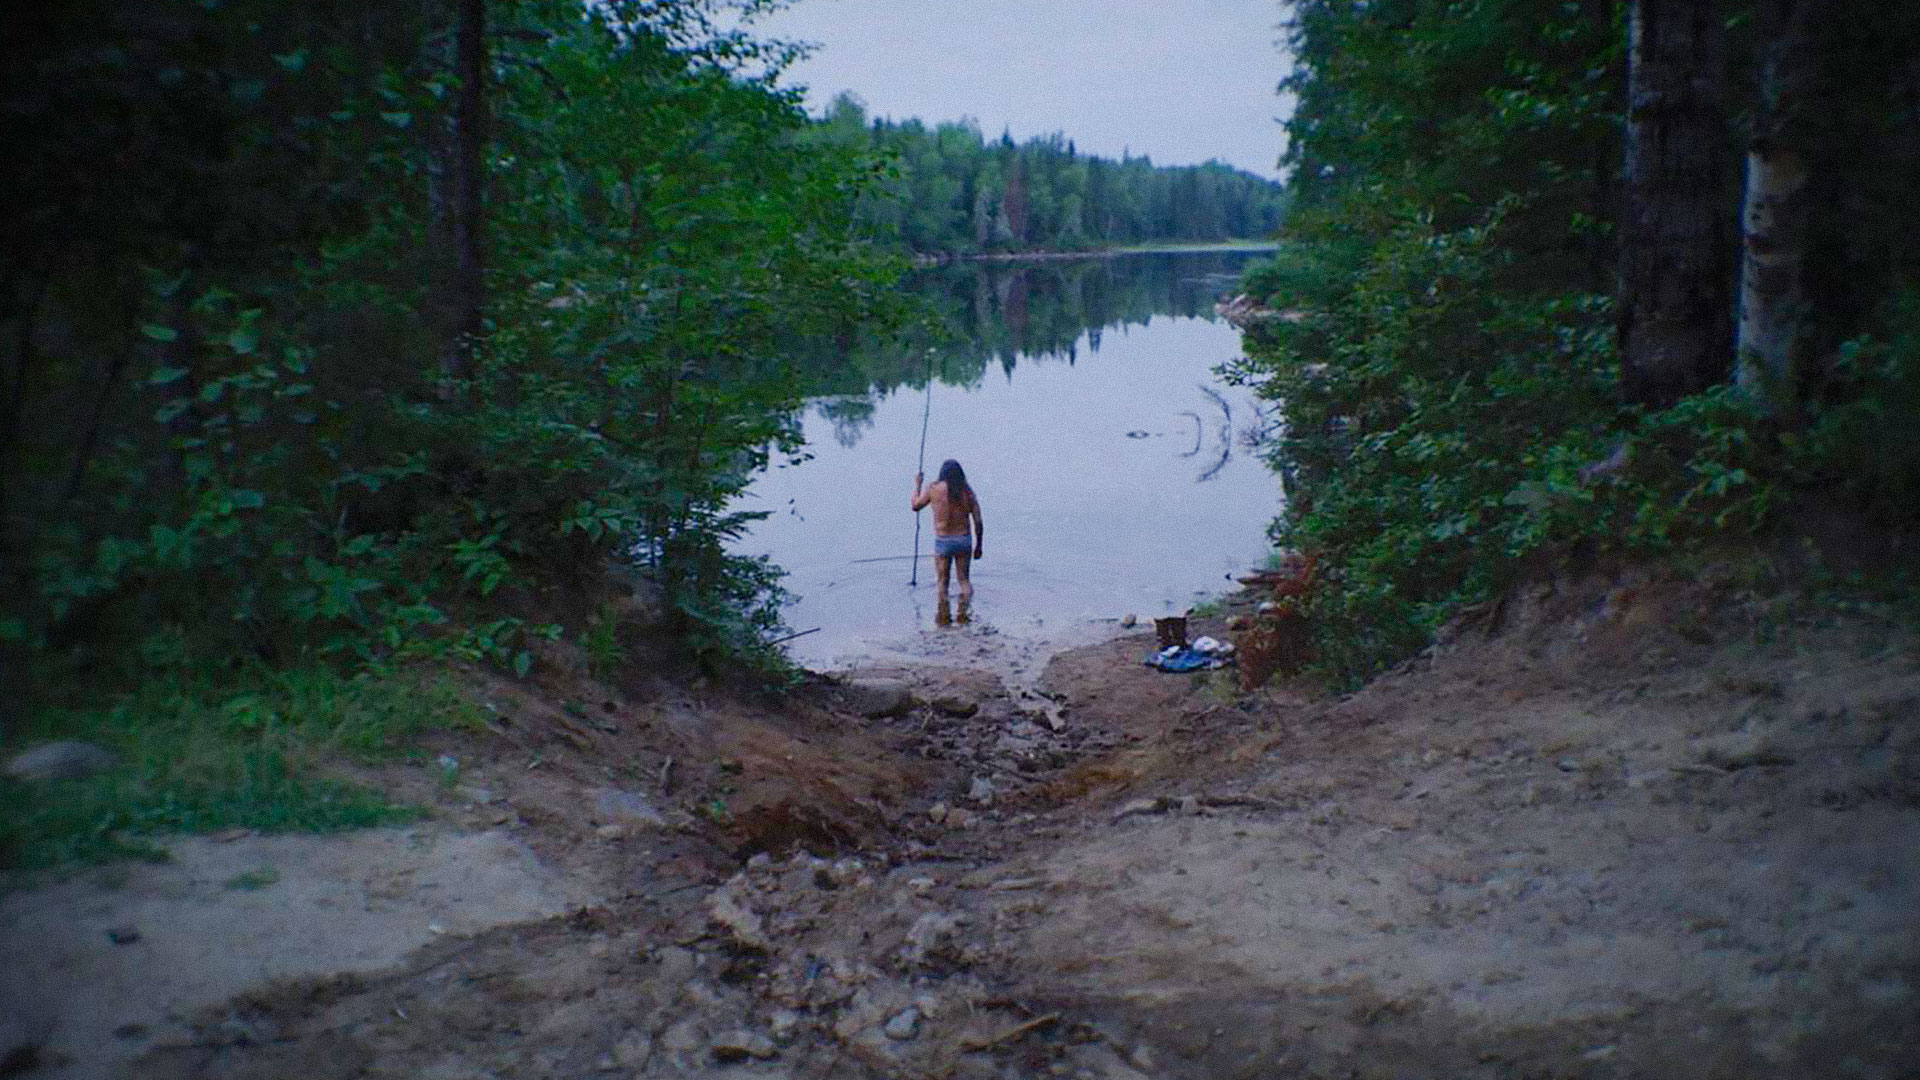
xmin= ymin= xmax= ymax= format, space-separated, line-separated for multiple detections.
xmin=224 ymin=867 xmax=281 ymax=891
xmin=1 ymin=664 xmax=482 ymax=875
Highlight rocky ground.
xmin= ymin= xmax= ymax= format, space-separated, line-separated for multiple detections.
xmin=6 ymin=566 xmax=1919 ymax=1079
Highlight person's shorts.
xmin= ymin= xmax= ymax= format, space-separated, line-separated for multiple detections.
xmin=934 ymin=534 xmax=972 ymax=558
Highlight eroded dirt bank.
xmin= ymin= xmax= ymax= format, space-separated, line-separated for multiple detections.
xmin=15 ymin=568 xmax=1920 ymax=1079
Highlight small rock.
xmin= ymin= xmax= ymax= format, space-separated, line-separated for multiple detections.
xmin=930 ymin=694 xmax=979 ymax=718
xmin=832 ymin=989 xmax=879 ymax=1040
xmin=595 ymin=824 xmax=627 ymax=841
xmin=967 ymin=776 xmax=996 ymax=806
xmin=906 ymin=876 xmax=937 ymax=895
xmin=5 ymin=741 xmax=117 ymax=782
xmin=1582 ymin=1044 xmax=1618 ymax=1062
xmin=591 ymin=788 xmax=666 ymax=828
xmin=902 ymin=911 xmax=967 ymax=967
xmin=841 ymin=678 xmax=915 ymax=718
xmin=706 ymin=889 xmax=771 ymax=953
xmin=768 ymin=1009 xmax=802 ymax=1045
xmin=592 ymin=1051 xmax=618 ymax=1072
xmin=652 ymin=946 xmax=697 ymax=984
xmin=883 ymin=1008 xmax=920 ymax=1041
xmin=746 ymin=852 xmax=773 ymax=870
xmin=106 ymin=926 xmax=140 ymax=945
xmin=1555 ymin=758 xmax=1579 ymax=773
xmin=1120 ymin=613 xmax=1138 ymax=628
xmin=827 ymin=857 xmax=868 ymax=888
xmin=1178 ymin=795 xmax=1201 ymax=815
xmin=458 ymin=785 xmax=497 ymax=804
xmin=710 ymin=1030 xmax=779 ymax=1061
xmin=927 ymin=802 xmax=949 ymax=824
xmin=1698 ymin=731 xmax=1794 ymax=771
xmin=948 ymin=808 xmax=974 ymax=830
xmin=658 ymin=1020 xmax=705 ymax=1056
xmin=1112 ymin=797 xmax=1163 ymax=821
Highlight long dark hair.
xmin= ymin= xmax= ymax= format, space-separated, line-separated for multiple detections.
xmin=937 ymin=459 xmax=973 ymax=508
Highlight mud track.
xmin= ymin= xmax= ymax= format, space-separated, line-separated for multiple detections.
xmin=14 ymin=569 xmax=1920 ymax=1079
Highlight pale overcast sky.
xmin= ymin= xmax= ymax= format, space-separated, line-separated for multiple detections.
xmin=752 ymin=0 xmax=1292 ymax=179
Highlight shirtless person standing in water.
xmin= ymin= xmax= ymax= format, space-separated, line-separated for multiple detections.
xmin=911 ymin=459 xmax=984 ymax=601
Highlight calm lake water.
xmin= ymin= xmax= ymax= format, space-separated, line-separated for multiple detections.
xmin=737 ymin=250 xmax=1282 ymax=672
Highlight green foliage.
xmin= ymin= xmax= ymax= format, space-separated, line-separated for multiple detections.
xmin=3 ymin=0 xmax=904 ymax=700
xmin=463 ymin=3 xmax=902 ymax=667
xmin=1235 ymin=0 xmax=1919 ymax=686
xmin=581 ymin=604 xmax=627 ymax=680
xmin=1789 ymin=302 xmax=1920 ymax=518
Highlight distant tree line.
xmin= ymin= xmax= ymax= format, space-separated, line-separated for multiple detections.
xmin=813 ymin=95 xmax=1289 ymax=255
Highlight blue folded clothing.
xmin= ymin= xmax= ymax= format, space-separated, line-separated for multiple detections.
xmin=1144 ymin=646 xmax=1227 ymax=672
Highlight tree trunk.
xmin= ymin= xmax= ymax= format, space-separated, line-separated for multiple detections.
xmin=442 ymin=0 xmax=488 ymax=390
xmin=1735 ymin=0 xmax=1816 ymax=400
xmin=1618 ymin=0 xmax=1734 ymax=408
xmin=0 ymin=272 xmax=41 ymax=541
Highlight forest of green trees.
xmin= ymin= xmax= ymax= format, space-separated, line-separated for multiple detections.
xmin=813 ymin=94 xmax=1289 ymax=254
xmin=8 ymin=0 xmax=1919 ymax=865
xmin=1233 ymin=0 xmax=1920 ymax=683
xmin=0 ymin=1 xmax=903 ymax=719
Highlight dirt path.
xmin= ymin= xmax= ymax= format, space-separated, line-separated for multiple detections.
xmin=1 ymin=827 xmax=596 ymax=1080
xmin=9 ymin=570 xmax=1919 ymax=1079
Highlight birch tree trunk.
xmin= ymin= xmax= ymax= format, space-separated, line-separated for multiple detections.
xmin=1618 ymin=0 xmax=1734 ymax=408
xmin=1735 ymin=0 xmax=1816 ymax=399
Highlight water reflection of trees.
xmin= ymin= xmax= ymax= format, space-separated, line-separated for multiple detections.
xmin=815 ymin=396 xmax=877 ymax=448
xmin=794 ymin=252 xmax=1267 ymax=426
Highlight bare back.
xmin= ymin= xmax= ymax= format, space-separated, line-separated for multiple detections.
xmin=924 ymin=481 xmax=974 ymax=536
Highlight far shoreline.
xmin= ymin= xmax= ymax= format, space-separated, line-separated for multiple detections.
xmin=912 ymin=239 xmax=1279 ymax=267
